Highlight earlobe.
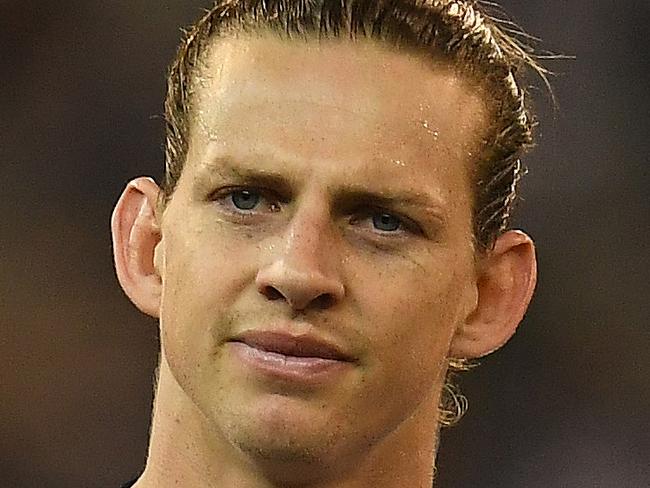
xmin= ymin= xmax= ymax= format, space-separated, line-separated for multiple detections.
xmin=449 ymin=230 xmax=537 ymax=358
xmin=111 ymin=177 xmax=164 ymax=318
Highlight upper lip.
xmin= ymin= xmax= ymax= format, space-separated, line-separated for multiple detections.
xmin=231 ymin=330 xmax=354 ymax=362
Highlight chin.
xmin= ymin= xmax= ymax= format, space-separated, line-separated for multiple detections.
xmin=219 ymin=398 xmax=348 ymax=464
xmin=229 ymin=430 xmax=359 ymax=487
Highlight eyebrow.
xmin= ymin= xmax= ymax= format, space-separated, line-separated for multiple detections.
xmin=196 ymin=155 xmax=448 ymax=222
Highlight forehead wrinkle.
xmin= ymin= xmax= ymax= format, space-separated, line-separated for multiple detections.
xmin=194 ymin=38 xmax=485 ymax=130
xmin=192 ymin=84 xmax=487 ymax=168
xmin=190 ymin=88 xmax=476 ymax=167
xmin=194 ymin=97 xmax=380 ymax=134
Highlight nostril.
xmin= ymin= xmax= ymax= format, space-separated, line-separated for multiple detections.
xmin=313 ymin=294 xmax=335 ymax=310
xmin=261 ymin=286 xmax=284 ymax=301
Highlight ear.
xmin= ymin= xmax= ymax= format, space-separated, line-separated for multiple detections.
xmin=449 ymin=230 xmax=537 ymax=358
xmin=111 ymin=177 xmax=164 ymax=318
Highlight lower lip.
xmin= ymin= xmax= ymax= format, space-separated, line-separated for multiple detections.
xmin=228 ymin=341 xmax=351 ymax=386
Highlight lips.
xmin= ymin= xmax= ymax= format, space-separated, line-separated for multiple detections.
xmin=230 ymin=330 xmax=353 ymax=362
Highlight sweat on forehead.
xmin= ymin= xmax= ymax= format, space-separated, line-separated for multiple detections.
xmin=187 ymin=35 xmax=489 ymax=163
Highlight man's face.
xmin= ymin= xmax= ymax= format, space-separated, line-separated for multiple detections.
xmin=156 ymin=36 xmax=487 ymax=467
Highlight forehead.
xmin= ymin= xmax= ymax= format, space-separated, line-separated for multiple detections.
xmin=185 ymin=35 xmax=487 ymax=198
xmin=197 ymin=35 xmax=482 ymax=106
xmin=193 ymin=36 xmax=486 ymax=128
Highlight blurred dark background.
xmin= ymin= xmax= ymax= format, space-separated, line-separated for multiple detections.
xmin=1 ymin=1 xmax=648 ymax=487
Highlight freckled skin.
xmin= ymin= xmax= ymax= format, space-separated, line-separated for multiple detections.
xmin=144 ymin=37 xmax=488 ymax=487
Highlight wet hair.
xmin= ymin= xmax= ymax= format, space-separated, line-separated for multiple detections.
xmin=158 ymin=0 xmax=548 ymax=425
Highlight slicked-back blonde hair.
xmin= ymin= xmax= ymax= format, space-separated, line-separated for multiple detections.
xmin=158 ymin=0 xmax=547 ymax=426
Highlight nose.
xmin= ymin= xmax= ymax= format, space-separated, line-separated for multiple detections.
xmin=255 ymin=211 xmax=344 ymax=312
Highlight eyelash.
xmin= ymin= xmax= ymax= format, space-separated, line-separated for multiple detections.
xmin=210 ymin=187 xmax=421 ymax=237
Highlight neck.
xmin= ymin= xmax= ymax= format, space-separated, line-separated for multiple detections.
xmin=133 ymin=357 xmax=443 ymax=488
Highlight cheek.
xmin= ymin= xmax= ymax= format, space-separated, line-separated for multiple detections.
xmin=339 ymin=261 xmax=467 ymax=437
xmin=157 ymin=222 xmax=270 ymax=408
xmin=355 ymin=253 xmax=473 ymax=377
xmin=162 ymin=219 xmax=259 ymax=306
xmin=158 ymin=225 xmax=260 ymax=366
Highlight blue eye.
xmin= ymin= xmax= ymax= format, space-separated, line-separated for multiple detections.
xmin=211 ymin=186 xmax=282 ymax=217
xmin=214 ymin=188 xmax=415 ymax=236
xmin=349 ymin=208 xmax=414 ymax=236
xmin=231 ymin=189 xmax=261 ymax=210
xmin=372 ymin=212 xmax=402 ymax=232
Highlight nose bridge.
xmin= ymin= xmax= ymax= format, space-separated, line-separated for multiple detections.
xmin=256 ymin=194 xmax=344 ymax=311
xmin=284 ymin=198 xmax=333 ymax=268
